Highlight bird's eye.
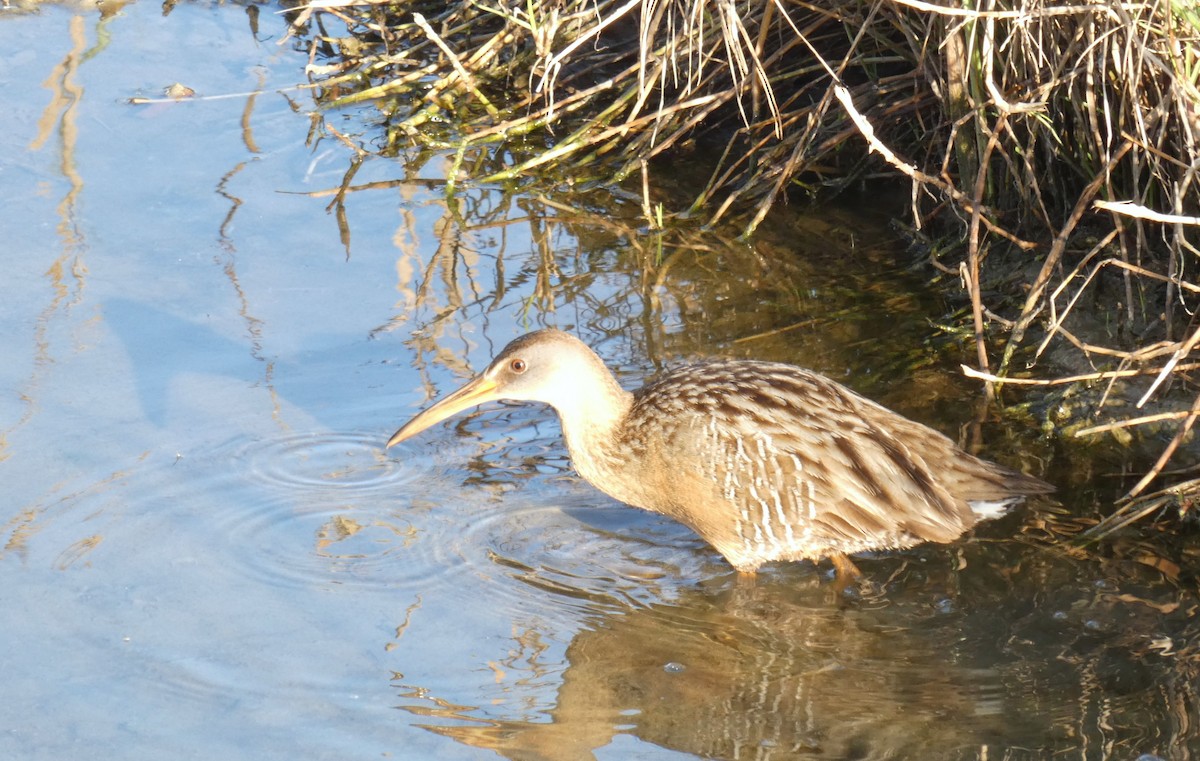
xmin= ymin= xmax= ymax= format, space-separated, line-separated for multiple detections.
xmin=509 ymin=358 xmax=527 ymax=374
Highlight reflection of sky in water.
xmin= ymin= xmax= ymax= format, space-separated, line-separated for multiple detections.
xmin=0 ymin=3 xmax=1195 ymax=761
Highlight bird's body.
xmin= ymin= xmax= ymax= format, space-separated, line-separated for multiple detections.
xmin=387 ymin=329 xmax=1052 ymax=575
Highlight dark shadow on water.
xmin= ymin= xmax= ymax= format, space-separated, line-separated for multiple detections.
xmin=103 ymin=298 xmax=267 ymax=427
xmin=103 ymin=297 xmax=371 ymax=431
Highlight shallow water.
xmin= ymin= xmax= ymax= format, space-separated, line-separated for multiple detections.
xmin=2 ymin=2 xmax=1198 ymax=759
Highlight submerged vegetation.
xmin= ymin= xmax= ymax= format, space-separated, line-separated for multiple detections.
xmin=286 ymin=0 xmax=1200 ymax=527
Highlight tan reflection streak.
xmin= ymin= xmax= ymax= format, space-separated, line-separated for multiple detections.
xmin=4 ymin=15 xmax=92 ymax=461
xmin=3 ymin=508 xmax=41 ymax=560
xmin=389 ymin=167 xmax=425 ymax=308
xmin=240 ymin=68 xmax=265 ymax=154
xmin=363 ymin=196 xmax=419 ymax=340
xmin=38 ymin=15 xmax=87 ymax=255
xmin=529 ymin=213 xmax=561 ymax=310
xmin=215 ymin=162 xmax=287 ymax=431
xmin=318 ymin=124 xmax=371 ymax=259
xmin=334 ymin=158 xmax=362 ymax=258
xmin=372 ymin=196 xmax=483 ymax=405
xmin=2 ymin=452 xmax=148 ymax=563
xmin=486 ymin=661 xmax=506 ymax=684
xmin=0 ymin=259 xmax=70 ymax=462
xmin=315 ymin=514 xmax=418 ymax=554
xmin=55 ymin=535 xmax=103 ymax=569
xmin=385 ymin=594 xmax=422 ymax=652
xmin=315 ymin=514 xmax=363 ymax=553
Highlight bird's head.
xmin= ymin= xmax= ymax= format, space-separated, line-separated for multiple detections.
xmin=386 ymin=329 xmax=609 ymax=448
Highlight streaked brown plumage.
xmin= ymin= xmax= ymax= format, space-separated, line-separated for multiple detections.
xmin=387 ymin=329 xmax=1052 ymax=576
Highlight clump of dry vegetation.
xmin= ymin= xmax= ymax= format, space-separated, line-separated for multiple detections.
xmin=286 ymin=0 xmax=1200 ymax=526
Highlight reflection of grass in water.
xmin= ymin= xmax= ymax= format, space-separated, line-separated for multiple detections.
xmin=342 ymin=177 xmax=1046 ymax=507
xmin=293 ymin=0 xmax=1200 ymax=527
xmin=315 ymin=514 xmax=420 ymax=556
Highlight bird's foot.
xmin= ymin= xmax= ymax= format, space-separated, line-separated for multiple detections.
xmin=828 ymin=553 xmax=885 ymax=602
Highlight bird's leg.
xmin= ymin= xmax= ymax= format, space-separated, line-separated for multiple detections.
xmin=829 ymin=553 xmax=863 ymax=594
xmin=828 ymin=553 xmax=886 ymax=603
xmin=734 ymin=569 xmax=759 ymax=589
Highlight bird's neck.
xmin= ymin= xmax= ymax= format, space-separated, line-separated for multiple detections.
xmin=556 ymin=377 xmax=632 ymax=446
xmin=550 ymin=367 xmax=633 ymax=487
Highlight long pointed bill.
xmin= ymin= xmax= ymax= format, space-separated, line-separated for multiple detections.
xmin=386 ymin=375 xmax=501 ymax=449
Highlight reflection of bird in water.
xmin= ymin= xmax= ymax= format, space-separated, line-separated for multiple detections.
xmin=387 ymin=329 xmax=1052 ymax=578
xmin=398 ymin=579 xmax=1026 ymax=761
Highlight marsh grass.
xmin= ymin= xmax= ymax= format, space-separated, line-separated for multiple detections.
xmin=288 ymin=0 xmax=1200 ymax=526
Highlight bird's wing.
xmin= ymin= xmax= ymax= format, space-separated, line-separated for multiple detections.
xmin=630 ymin=362 xmax=973 ymax=560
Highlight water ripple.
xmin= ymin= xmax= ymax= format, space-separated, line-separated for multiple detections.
xmin=232 ymin=430 xmax=420 ymax=494
xmin=450 ymin=494 xmax=723 ymax=616
xmin=200 ymin=431 xmax=473 ymax=591
xmin=204 ymin=429 xmax=717 ymax=606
